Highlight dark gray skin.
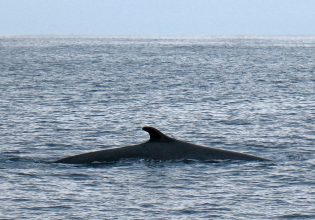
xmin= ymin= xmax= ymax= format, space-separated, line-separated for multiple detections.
xmin=55 ymin=126 xmax=269 ymax=164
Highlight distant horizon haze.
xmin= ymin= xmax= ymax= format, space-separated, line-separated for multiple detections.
xmin=0 ymin=0 xmax=315 ymax=36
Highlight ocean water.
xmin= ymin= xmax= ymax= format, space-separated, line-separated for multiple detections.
xmin=0 ymin=37 xmax=314 ymax=219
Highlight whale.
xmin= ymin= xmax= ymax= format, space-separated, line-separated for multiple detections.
xmin=55 ymin=126 xmax=269 ymax=164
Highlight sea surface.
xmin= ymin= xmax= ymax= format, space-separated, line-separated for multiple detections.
xmin=0 ymin=37 xmax=314 ymax=219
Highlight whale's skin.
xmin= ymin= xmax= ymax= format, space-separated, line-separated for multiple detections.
xmin=55 ymin=126 xmax=269 ymax=164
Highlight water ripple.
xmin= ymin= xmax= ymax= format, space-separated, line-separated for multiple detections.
xmin=0 ymin=37 xmax=314 ymax=219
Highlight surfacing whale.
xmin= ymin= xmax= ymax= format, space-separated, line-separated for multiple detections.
xmin=55 ymin=126 xmax=269 ymax=164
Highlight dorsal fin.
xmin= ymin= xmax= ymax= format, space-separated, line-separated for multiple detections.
xmin=142 ymin=126 xmax=172 ymax=142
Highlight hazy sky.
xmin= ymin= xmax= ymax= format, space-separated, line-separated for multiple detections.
xmin=0 ymin=0 xmax=314 ymax=36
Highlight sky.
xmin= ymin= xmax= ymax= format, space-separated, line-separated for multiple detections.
xmin=0 ymin=0 xmax=315 ymax=37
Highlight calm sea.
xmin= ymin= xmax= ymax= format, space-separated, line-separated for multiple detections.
xmin=0 ymin=37 xmax=314 ymax=219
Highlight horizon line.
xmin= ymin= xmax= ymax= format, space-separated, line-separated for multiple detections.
xmin=1 ymin=34 xmax=315 ymax=40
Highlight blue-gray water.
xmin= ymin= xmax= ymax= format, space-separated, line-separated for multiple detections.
xmin=0 ymin=37 xmax=314 ymax=219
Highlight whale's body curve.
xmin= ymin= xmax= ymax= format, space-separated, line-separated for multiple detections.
xmin=55 ymin=126 xmax=269 ymax=164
